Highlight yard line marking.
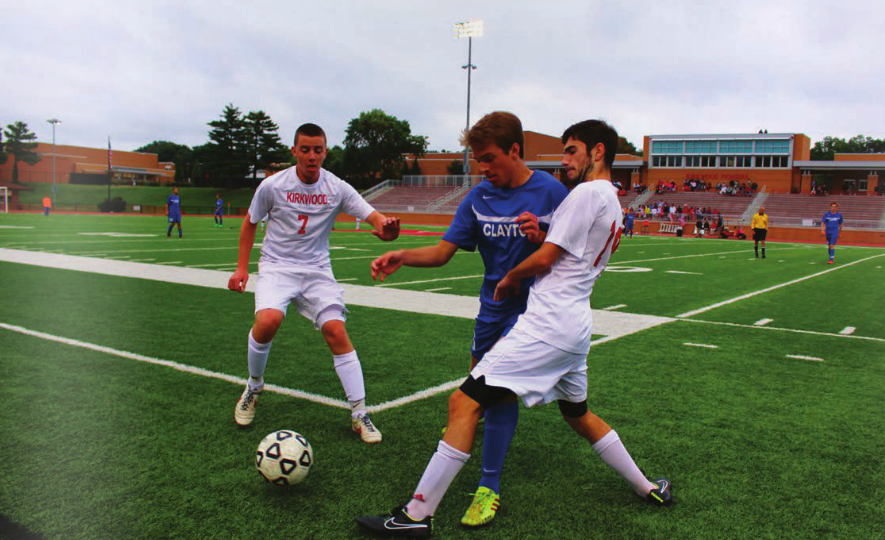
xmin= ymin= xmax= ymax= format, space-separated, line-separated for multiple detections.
xmin=615 ymin=248 xmax=784 ymax=265
xmin=684 ymin=342 xmax=718 ymax=349
xmin=103 ymin=255 xmax=132 ymax=259
xmin=754 ymin=318 xmax=773 ymax=326
xmin=0 ymin=322 xmax=351 ymax=410
xmin=840 ymin=326 xmax=856 ymax=335
xmin=786 ymin=354 xmax=824 ymax=362
xmin=0 ymin=226 xmax=34 ymax=229
xmin=679 ymin=318 xmax=885 ymax=343
xmin=676 ymin=253 xmax=885 ymax=318
xmin=376 ymin=274 xmax=485 ymax=287
xmin=602 ymin=304 xmax=627 ymax=311
xmin=128 ymin=258 xmax=155 ymax=262
xmin=0 ymin=249 xmax=673 ymax=340
xmin=155 ymin=261 xmax=184 ymax=265
xmin=424 ymin=287 xmax=452 ymax=292
xmin=666 ymin=270 xmax=703 ymax=275
xmin=186 ymin=262 xmax=240 ymax=268
xmin=337 ymin=278 xmax=358 ymax=282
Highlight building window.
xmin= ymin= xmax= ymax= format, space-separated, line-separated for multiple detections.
xmin=720 ymin=155 xmax=736 ymax=168
xmin=735 ymin=156 xmax=752 ymax=167
xmin=755 ymin=140 xmax=790 ymax=153
xmin=859 ymin=179 xmax=868 ymax=191
xmin=667 ymin=156 xmax=682 ymax=167
xmin=685 ymin=140 xmax=718 ymax=153
xmin=652 ymin=140 xmax=684 ymax=154
xmin=720 ymin=140 xmax=753 ymax=153
xmin=701 ymin=155 xmax=716 ymax=167
xmin=755 ymin=155 xmax=788 ymax=168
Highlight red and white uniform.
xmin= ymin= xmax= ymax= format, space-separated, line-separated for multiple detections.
xmin=247 ymin=167 xmax=375 ymax=325
xmin=470 ymin=180 xmax=623 ymax=407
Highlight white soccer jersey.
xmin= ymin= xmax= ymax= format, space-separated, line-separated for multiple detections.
xmin=248 ymin=167 xmax=375 ymax=267
xmin=514 ymin=180 xmax=624 ymax=355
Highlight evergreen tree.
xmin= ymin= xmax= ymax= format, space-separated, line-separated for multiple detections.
xmin=135 ymin=140 xmax=194 ymax=183
xmin=205 ymin=104 xmax=248 ymax=186
xmin=243 ymin=110 xmax=289 ymax=181
xmin=0 ymin=129 xmax=7 ymax=165
xmin=3 ymin=121 xmax=41 ymax=184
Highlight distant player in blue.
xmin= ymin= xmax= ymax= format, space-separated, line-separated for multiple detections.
xmin=821 ymin=202 xmax=843 ymax=264
xmin=624 ymin=209 xmax=636 ymax=238
xmin=166 ymin=186 xmax=182 ymax=238
xmin=214 ymin=193 xmax=224 ymax=228
xmin=370 ymin=112 xmax=568 ymax=527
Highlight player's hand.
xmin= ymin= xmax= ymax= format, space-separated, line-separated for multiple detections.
xmin=228 ymin=268 xmax=249 ymax=293
xmin=515 ymin=212 xmax=543 ymax=243
xmin=370 ymin=251 xmax=404 ymax=282
xmin=373 ymin=217 xmax=401 ymax=241
xmin=494 ymin=273 xmax=521 ymax=302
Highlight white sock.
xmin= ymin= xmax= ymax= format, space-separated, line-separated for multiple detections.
xmin=247 ymin=331 xmax=272 ymax=389
xmin=592 ymin=430 xmax=656 ymax=496
xmin=333 ymin=351 xmax=366 ymax=417
xmin=405 ymin=441 xmax=470 ymax=519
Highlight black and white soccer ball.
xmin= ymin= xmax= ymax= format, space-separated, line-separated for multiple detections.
xmin=255 ymin=430 xmax=313 ymax=486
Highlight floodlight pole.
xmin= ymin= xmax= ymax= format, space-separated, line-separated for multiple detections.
xmin=462 ymin=37 xmax=476 ymax=175
xmin=47 ymin=119 xmax=61 ymax=202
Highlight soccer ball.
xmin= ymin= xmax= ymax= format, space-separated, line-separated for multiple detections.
xmin=255 ymin=430 xmax=313 ymax=486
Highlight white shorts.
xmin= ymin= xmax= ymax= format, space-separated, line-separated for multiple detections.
xmin=254 ymin=264 xmax=347 ymax=329
xmin=469 ymin=327 xmax=588 ymax=408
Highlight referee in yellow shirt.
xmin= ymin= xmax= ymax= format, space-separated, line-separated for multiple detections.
xmin=751 ymin=207 xmax=768 ymax=259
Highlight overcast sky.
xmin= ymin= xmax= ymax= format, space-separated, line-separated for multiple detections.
xmin=2 ymin=0 xmax=883 ymax=154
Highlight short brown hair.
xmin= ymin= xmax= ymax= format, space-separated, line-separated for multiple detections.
xmin=460 ymin=111 xmax=524 ymax=158
xmin=561 ymin=119 xmax=618 ymax=169
xmin=294 ymin=123 xmax=326 ymax=146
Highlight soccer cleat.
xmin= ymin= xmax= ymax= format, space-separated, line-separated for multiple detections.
xmin=460 ymin=486 xmax=500 ymax=527
xmin=646 ymin=477 xmax=673 ymax=506
xmin=234 ymin=385 xmax=262 ymax=427
xmin=352 ymin=413 xmax=383 ymax=444
xmin=356 ymin=505 xmax=432 ymax=538
xmin=827 ymin=260 xmax=834 ymax=264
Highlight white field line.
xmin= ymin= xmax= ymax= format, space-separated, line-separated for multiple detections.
xmin=337 ymin=277 xmax=358 ymax=282
xmin=376 ymin=274 xmax=485 ymax=287
xmin=615 ymin=248 xmax=762 ymax=265
xmin=754 ymin=318 xmax=773 ymax=326
xmin=0 ymin=226 xmax=34 ymax=229
xmin=602 ymin=304 xmax=627 ymax=311
xmin=840 ymin=326 xmax=856 ymax=335
xmin=679 ymin=319 xmax=885 ymax=343
xmin=0 ymin=322 xmax=351 ymax=410
xmin=425 ymin=287 xmax=452 ymax=292
xmin=666 ymin=270 xmax=703 ymax=275
xmin=677 ymin=253 xmax=885 ymax=318
xmin=684 ymin=343 xmax=718 ymax=349
xmin=186 ymin=262 xmax=239 ymax=268
xmin=129 ymin=258 xmax=156 ymax=262
xmin=155 ymin=261 xmax=184 ymax=265
xmin=786 ymin=354 xmax=824 ymax=362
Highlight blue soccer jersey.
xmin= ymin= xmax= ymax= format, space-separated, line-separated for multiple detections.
xmin=443 ymin=171 xmax=568 ymax=317
xmin=625 ymin=213 xmax=635 ymax=229
xmin=167 ymin=194 xmax=181 ymax=221
xmin=822 ymin=210 xmax=843 ymax=243
xmin=215 ymin=198 xmax=224 ymax=215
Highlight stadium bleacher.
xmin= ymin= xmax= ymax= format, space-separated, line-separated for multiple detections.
xmin=368 ymin=185 xmax=461 ymax=210
xmin=644 ymin=192 xmax=754 ymax=218
xmin=763 ymin=194 xmax=885 ymax=227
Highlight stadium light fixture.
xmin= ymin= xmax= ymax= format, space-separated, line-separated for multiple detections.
xmin=454 ymin=19 xmax=483 ymax=175
xmin=47 ymin=119 xmax=61 ymax=202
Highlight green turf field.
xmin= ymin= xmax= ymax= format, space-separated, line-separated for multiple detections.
xmin=0 ymin=212 xmax=883 ymax=539
xmin=18 ymin=182 xmax=258 ymax=212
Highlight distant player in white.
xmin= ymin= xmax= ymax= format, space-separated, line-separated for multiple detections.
xmin=228 ymin=123 xmax=400 ymax=444
xmin=358 ymin=120 xmax=671 ymax=538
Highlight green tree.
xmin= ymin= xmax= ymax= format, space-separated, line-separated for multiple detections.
xmin=447 ymin=159 xmax=463 ymax=175
xmin=342 ymin=109 xmax=428 ymax=188
xmin=322 ymin=145 xmax=346 ymax=177
xmin=617 ymin=136 xmax=640 ymax=155
xmin=205 ymin=104 xmax=248 ymax=186
xmin=811 ymin=135 xmax=885 ymax=160
xmin=135 ymin=140 xmax=194 ymax=183
xmin=0 ymin=129 xmax=7 ymax=165
xmin=3 ymin=121 xmax=41 ymax=184
xmin=409 ymin=159 xmax=422 ymax=176
xmin=243 ymin=110 xmax=289 ymax=181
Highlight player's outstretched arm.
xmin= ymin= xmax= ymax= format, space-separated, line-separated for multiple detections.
xmin=515 ymin=211 xmax=546 ymax=244
xmin=370 ymin=240 xmax=458 ymax=282
xmin=228 ymin=212 xmax=258 ymax=293
xmin=493 ymin=242 xmax=564 ymax=301
xmin=365 ymin=211 xmax=400 ymax=241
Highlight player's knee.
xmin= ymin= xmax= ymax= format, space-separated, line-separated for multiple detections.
xmin=320 ymin=319 xmax=349 ymax=346
xmin=254 ymin=309 xmax=284 ymax=340
xmin=449 ymin=389 xmax=482 ymax=417
xmin=558 ymin=399 xmax=588 ymax=419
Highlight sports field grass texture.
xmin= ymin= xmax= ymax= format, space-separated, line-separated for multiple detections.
xmin=0 ymin=212 xmax=884 ymax=539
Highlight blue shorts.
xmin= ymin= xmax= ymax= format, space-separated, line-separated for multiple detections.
xmin=168 ymin=213 xmax=181 ymax=223
xmin=826 ymin=232 xmax=839 ymax=245
xmin=471 ymin=309 xmax=523 ymax=361
xmin=215 ymin=208 xmax=223 ymax=216
xmin=625 ymin=223 xmax=634 ymax=231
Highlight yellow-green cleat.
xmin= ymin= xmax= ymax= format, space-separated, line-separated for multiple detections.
xmin=460 ymin=486 xmax=500 ymax=527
